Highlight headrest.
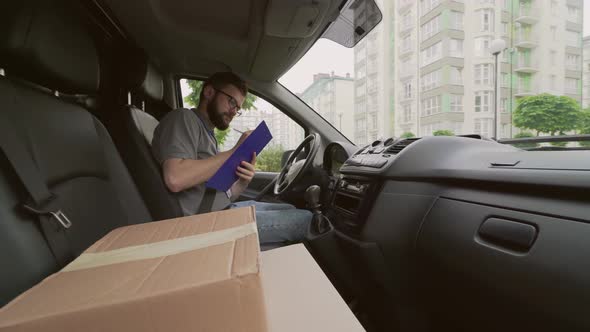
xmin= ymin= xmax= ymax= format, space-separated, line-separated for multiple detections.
xmin=0 ymin=0 xmax=100 ymax=93
xmin=123 ymin=53 xmax=164 ymax=102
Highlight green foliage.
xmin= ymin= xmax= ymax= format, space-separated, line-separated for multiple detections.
xmin=256 ymin=145 xmax=285 ymax=172
xmin=512 ymin=132 xmax=539 ymax=149
xmin=215 ymin=128 xmax=230 ymax=147
xmin=400 ymin=132 xmax=415 ymax=138
xmin=514 ymin=94 xmax=581 ymax=136
xmin=184 ymin=79 xmax=258 ymax=147
xmin=579 ymin=111 xmax=590 ymax=147
xmin=433 ymin=129 xmax=454 ymax=136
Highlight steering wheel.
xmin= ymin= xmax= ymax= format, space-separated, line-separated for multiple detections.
xmin=255 ymin=133 xmax=321 ymax=200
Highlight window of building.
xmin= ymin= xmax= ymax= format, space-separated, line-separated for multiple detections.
xmin=551 ymin=26 xmax=557 ymax=41
xmin=421 ymin=15 xmax=441 ymax=40
xmin=479 ymin=9 xmax=494 ymax=32
xmin=421 ymin=41 xmax=442 ymax=67
xmin=401 ymin=11 xmax=413 ymax=30
xmin=450 ymin=94 xmax=463 ymax=112
xmin=565 ymin=78 xmax=579 ymax=93
xmin=450 ymin=39 xmax=463 ymax=57
xmin=450 ymin=67 xmax=462 ymax=85
xmin=420 ymin=0 xmax=441 ymax=16
xmin=474 ymin=118 xmax=493 ymax=138
xmin=501 ymin=72 xmax=508 ymax=87
xmin=550 ymin=75 xmax=557 ymax=90
xmin=370 ymin=114 xmax=378 ymax=130
xmin=550 ymin=50 xmax=556 ymax=66
xmin=501 ymin=23 xmax=508 ymax=36
xmin=403 ymin=104 xmax=412 ymax=123
xmin=401 ymin=35 xmax=412 ymax=53
xmin=421 ymin=70 xmax=441 ymax=91
xmin=474 ymin=91 xmax=493 ymax=112
xmin=474 ymin=37 xmax=491 ymax=57
xmin=500 ymin=98 xmax=507 ymax=112
xmin=566 ymin=30 xmax=579 ymax=47
xmin=565 ymin=54 xmax=580 ymax=70
xmin=474 ymin=64 xmax=494 ymax=85
xmin=421 ymin=95 xmax=441 ymax=116
xmin=450 ymin=11 xmax=463 ymax=30
xmin=403 ymin=81 xmax=413 ymax=98
xmin=567 ymin=6 xmax=580 ymax=23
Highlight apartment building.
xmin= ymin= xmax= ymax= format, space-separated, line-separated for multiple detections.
xmin=583 ymin=36 xmax=590 ymax=108
xmin=390 ymin=0 xmax=584 ymax=139
xmin=300 ymin=72 xmax=355 ymax=140
xmin=352 ymin=0 xmax=395 ymax=145
xmin=221 ymin=104 xmax=303 ymax=152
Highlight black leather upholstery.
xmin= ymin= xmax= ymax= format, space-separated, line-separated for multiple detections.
xmin=0 ymin=1 xmax=100 ymax=93
xmin=113 ymin=58 xmax=183 ymax=220
xmin=0 ymin=0 xmax=151 ymax=305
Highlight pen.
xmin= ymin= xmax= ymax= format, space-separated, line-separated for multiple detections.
xmin=233 ymin=128 xmax=249 ymax=134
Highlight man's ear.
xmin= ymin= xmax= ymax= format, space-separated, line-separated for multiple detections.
xmin=203 ymin=84 xmax=215 ymax=100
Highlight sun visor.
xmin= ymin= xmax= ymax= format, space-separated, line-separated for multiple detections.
xmin=321 ymin=0 xmax=382 ymax=48
xmin=264 ymin=0 xmax=331 ymax=38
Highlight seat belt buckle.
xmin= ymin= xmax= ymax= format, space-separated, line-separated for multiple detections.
xmin=48 ymin=210 xmax=73 ymax=229
xmin=23 ymin=200 xmax=73 ymax=229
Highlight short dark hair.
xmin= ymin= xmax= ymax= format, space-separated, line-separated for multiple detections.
xmin=200 ymin=72 xmax=247 ymax=99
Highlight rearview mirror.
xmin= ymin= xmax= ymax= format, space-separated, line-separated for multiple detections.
xmin=321 ymin=0 xmax=382 ymax=47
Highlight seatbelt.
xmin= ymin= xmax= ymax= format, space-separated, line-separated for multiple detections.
xmin=0 ymin=80 xmax=74 ymax=266
xmin=197 ymin=187 xmax=217 ymax=214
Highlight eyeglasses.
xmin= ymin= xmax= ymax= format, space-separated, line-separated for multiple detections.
xmin=214 ymin=89 xmax=243 ymax=116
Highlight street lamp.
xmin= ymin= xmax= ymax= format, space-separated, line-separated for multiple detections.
xmin=490 ymin=38 xmax=506 ymax=140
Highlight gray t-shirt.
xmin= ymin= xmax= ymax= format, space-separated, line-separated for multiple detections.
xmin=152 ymin=108 xmax=231 ymax=216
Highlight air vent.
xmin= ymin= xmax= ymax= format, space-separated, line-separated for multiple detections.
xmin=385 ymin=138 xmax=420 ymax=154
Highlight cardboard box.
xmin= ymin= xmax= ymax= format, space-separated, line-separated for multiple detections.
xmin=0 ymin=207 xmax=267 ymax=332
xmin=261 ymin=244 xmax=365 ymax=332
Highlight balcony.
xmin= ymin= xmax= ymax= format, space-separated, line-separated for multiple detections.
xmin=399 ymin=66 xmax=415 ymax=79
xmin=399 ymin=20 xmax=413 ymax=34
xmin=514 ymin=34 xmax=538 ymax=48
xmin=399 ymin=44 xmax=413 ymax=57
xmin=398 ymin=0 xmax=413 ymax=13
xmin=514 ymin=6 xmax=540 ymax=24
xmin=514 ymin=59 xmax=539 ymax=73
xmin=514 ymin=84 xmax=538 ymax=97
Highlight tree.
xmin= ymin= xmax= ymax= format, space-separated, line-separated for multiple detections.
xmin=514 ymin=94 xmax=581 ymax=136
xmin=433 ymin=129 xmax=454 ymax=136
xmin=579 ymin=109 xmax=590 ymax=148
xmin=400 ymin=132 xmax=415 ymax=138
xmin=256 ymin=145 xmax=285 ymax=172
xmin=512 ymin=132 xmax=539 ymax=149
xmin=183 ymin=79 xmax=258 ymax=145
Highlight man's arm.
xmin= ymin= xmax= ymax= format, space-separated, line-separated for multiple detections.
xmin=161 ymin=130 xmax=253 ymax=193
xmin=163 ymin=150 xmax=233 ymax=193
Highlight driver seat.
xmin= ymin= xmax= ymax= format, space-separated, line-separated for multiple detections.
xmin=110 ymin=59 xmax=183 ymax=220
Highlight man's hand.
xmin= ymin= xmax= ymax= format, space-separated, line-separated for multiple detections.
xmin=233 ymin=130 xmax=253 ymax=151
xmin=236 ymin=152 xmax=256 ymax=184
xmin=230 ymin=152 xmax=256 ymax=201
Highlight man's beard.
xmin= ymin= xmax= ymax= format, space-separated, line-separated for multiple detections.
xmin=207 ymin=97 xmax=230 ymax=130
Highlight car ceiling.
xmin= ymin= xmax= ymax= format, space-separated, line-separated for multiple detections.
xmin=101 ymin=0 xmax=345 ymax=82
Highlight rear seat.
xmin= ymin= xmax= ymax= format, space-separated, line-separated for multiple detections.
xmin=0 ymin=0 xmax=152 ymax=305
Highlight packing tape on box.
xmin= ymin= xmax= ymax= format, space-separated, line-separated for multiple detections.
xmin=62 ymin=222 xmax=258 ymax=272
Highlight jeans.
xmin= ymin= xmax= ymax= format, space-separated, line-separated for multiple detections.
xmin=229 ymin=200 xmax=312 ymax=246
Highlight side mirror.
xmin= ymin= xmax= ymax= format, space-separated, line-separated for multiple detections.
xmin=281 ymin=150 xmax=294 ymax=168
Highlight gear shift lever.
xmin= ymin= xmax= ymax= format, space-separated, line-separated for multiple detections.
xmin=305 ymin=185 xmax=331 ymax=234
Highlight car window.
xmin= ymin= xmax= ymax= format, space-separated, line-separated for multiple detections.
xmin=279 ymin=0 xmax=590 ymax=150
xmin=179 ymin=79 xmax=305 ymax=172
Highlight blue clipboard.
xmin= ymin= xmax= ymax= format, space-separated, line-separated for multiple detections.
xmin=206 ymin=121 xmax=273 ymax=192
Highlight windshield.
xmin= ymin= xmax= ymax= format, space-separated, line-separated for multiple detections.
xmin=279 ymin=0 xmax=590 ymax=149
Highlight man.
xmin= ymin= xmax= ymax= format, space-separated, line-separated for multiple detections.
xmin=152 ymin=72 xmax=311 ymax=246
